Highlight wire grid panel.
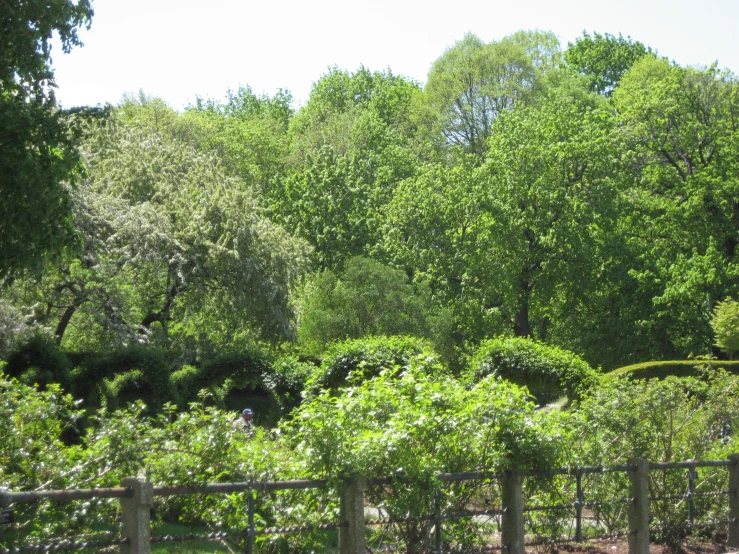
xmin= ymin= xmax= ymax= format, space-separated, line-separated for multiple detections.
xmin=435 ymin=477 xmax=504 ymax=552
xmin=0 ymin=496 xmax=122 ymax=552
xmin=648 ymin=464 xmax=730 ymax=537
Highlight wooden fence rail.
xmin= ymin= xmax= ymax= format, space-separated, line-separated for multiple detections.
xmin=1 ymin=456 xmax=738 ymax=554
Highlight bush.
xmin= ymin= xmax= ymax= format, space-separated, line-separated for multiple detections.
xmin=262 ymin=355 xmax=317 ymax=416
xmin=4 ymin=333 xmax=70 ymax=389
xmin=569 ymin=372 xmax=739 ymax=535
xmin=168 ymin=347 xmax=287 ymax=424
xmin=465 ymin=336 xmax=598 ymax=403
xmin=287 ymin=365 xmax=566 ymax=553
xmin=605 ymin=359 xmax=739 ymax=381
xmin=297 ymin=257 xmax=435 ymax=355
xmin=308 ymin=335 xmax=445 ymax=392
xmin=68 ymin=346 xmax=174 ymax=410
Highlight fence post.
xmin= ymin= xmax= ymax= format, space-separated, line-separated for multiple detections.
xmin=246 ymin=494 xmax=256 ymax=554
xmin=501 ymin=469 xmax=524 ymax=554
xmin=728 ymin=454 xmax=739 ymax=548
xmin=338 ymin=475 xmax=366 ymax=554
xmin=120 ymin=476 xmax=153 ymax=554
xmin=627 ymin=458 xmax=649 ymax=554
xmin=434 ymin=487 xmax=442 ymax=554
xmin=687 ymin=462 xmax=696 ymax=527
xmin=575 ymin=468 xmax=584 ymax=542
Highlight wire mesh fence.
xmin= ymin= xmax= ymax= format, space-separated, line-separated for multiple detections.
xmin=1 ymin=457 xmax=737 ymax=553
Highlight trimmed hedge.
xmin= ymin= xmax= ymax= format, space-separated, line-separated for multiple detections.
xmin=464 ymin=336 xmax=598 ymax=403
xmin=3 ymin=339 xmax=316 ymax=423
xmin=604 ymin=360 xmax=739 ymax=381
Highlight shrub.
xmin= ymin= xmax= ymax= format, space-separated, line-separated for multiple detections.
xmin=605 ymin=359 xmax=739 ymax=380
xmin=287 ymin=366 xmax=566 ymax=553
xmin=68 ymin=346 xmax=174 ymax=410
xmin=262 ymin=355 xmax=317 ymax=416
xmin=308 ymin=335 xmax=445 ymax=392
xmin=4 ymin=333 xmax=70 ymax=389
xmin=199 ymin=348 xmax=271 ymax=387
xmin=569 ymin=372 xmax=739 ymax=535
xmin=465 ymin=336 xmax=598 ymax=403
xmin=169 ymin=364 xmax=201 ymax=405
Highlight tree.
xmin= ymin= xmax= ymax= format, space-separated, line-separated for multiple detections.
xmin=0 ymin=0 xmax=94 ymax=280
xmin=425 ymin=32 xmax=548 ymax=157
xmin=381 ymin=158 xmax=505 ymax=349
xmin=297 ymin=257 xmax=436 ymax=354
xmin=565 ymin=31 xmax=652 ymax=96
xmin=711 ymin=298 xmax=739 ymax=359
xmin=184 ymin=86 xmax=294 ymax=196
xmin=611 ymin=56 xmax=739 ymax=358
xmin=12 ymin=104 xmax=311 ymax=351
xmin=274 ymin=68 xmax=425 ymax=270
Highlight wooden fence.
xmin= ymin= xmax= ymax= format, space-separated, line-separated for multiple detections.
xmin=2 ymin=455 xmax=739 ymax=554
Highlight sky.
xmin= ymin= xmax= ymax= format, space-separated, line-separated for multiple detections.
xmin=51 ymin=0 xmax=739 ymax=111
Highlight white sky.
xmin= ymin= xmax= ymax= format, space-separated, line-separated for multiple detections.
xmin=51 ymin=0 xmax=739 ymax=111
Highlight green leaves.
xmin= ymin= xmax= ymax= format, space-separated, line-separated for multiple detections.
xmin=565 ymin=31 xmax=652 ymax=96
xmin=297 ymin=258 xmax=437 ymax=354
xmin=711 ymin=298 xmax=739 ymax=358
xmin=426 ymin=31 xmax=556 ymax=157
xmin=0 ymin=0 xmax=94 ymax=280
xmin=466 ymin=336 xmax=598 ymax=403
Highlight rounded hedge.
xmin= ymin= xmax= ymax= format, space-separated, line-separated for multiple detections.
xmin=68 ymin=346 xmax=174 ymax=410
xmin=465 ymin=337 xmax=598 ymax=403
xmin=4 ymin=333 xmax=70 ymax=389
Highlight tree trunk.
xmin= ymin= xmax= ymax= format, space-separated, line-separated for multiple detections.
xmin=54 ymin=299 xmax=85 ymax=344
xmin=513 ymin=295 xmax=532 ymax=337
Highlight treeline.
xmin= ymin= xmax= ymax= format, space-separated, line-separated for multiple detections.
xmin=2 ymin=28 xmax=739 ymax=378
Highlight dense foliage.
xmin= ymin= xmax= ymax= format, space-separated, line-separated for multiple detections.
xmin=3 ymin=25 xmax=738 ymax=373
xmin=0 ymin=0 xmax=93 ymax=280
xmin=3 ymin=20 xmax=739 ymax=552
xmin=3 ymin=365 xmax=738 ymax=552
xmin=465 ymin=336 xmax=598 ymax=403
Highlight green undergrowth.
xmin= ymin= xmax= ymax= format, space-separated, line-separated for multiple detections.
xmin=605 ymin=359 xmax=739 ymax=380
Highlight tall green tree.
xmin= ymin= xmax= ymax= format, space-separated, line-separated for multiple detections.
xmin=274 ymin=68 xmax=425 ymax=270
xmin=383 ymin=95 xmax=620 ymax=356
xmin=611 ymin=56 xmax=739 ymax=358
xmin=565 ymin=31 xmax=652 ymax=96
xmin=480 ymin=97 xmax=621 ymax=339
xmin=0 ymin=0 xmax=94 ymax=280
xmin=381 ymin=158 xmax=504 ymax=347
xmin=425 ymin=32 xmax=553 ymax=158
xmin=184 ymin=86 xmax=294 ymax=196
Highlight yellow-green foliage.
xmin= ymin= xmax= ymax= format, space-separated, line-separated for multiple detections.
xmin=605 ymin=359 xmax=739 ymax=380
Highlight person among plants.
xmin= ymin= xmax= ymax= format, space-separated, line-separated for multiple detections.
xmin=232 ymin=408 xmax=255 ymax=438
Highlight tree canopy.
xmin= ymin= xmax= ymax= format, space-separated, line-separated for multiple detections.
xmin=0 ymin=0 xmax=94 ymax=281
